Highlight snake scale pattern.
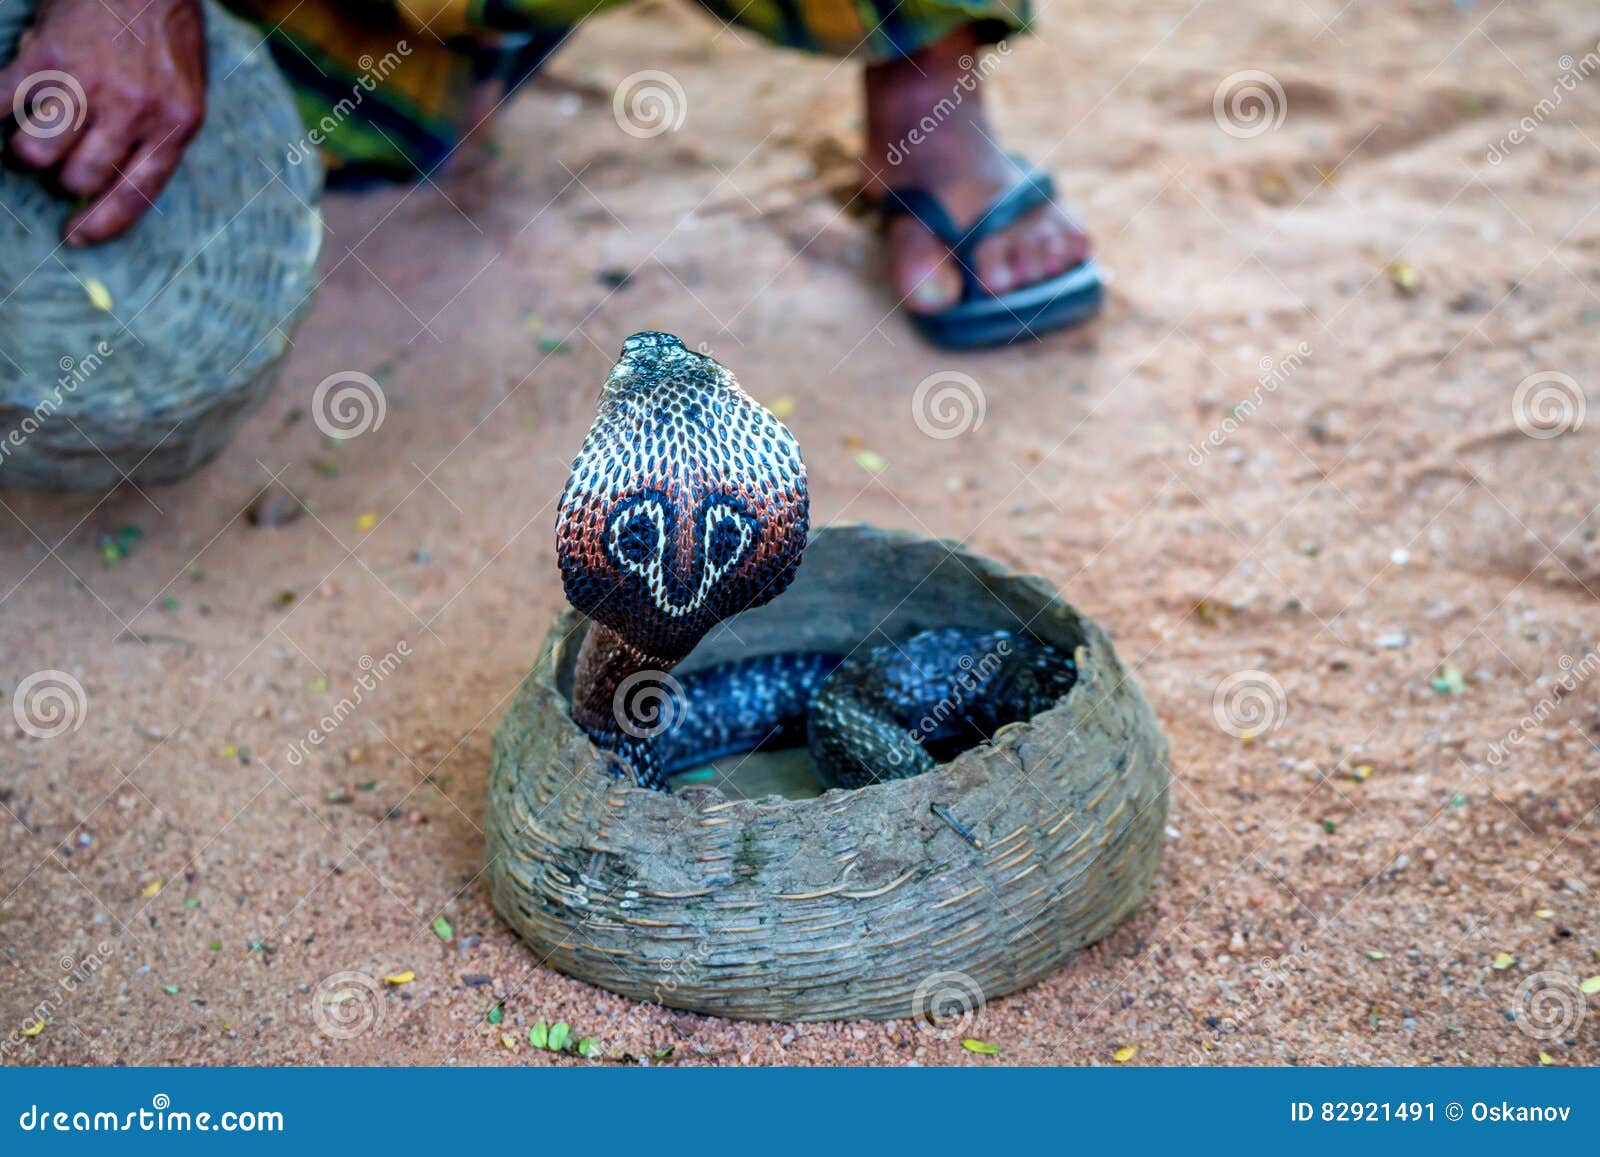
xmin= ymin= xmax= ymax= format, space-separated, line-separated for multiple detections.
xmin=556 ymin=333 xmax=1078 ymax=791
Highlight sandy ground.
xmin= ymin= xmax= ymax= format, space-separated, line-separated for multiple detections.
xmin=4 ymin=0 xmax=1600 ymax=1068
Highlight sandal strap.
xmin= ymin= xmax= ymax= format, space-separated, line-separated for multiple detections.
xmin=882 ymin=163 xmax=1058 ymax=302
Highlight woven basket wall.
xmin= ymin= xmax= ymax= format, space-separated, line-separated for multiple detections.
xmin=0 ymin=0 xmax=321 ymax=491
xmin=485 ymin=525 xmax=1169 ymax=1022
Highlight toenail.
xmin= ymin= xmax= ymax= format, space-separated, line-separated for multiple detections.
xmin=911 ymin=281 xmax=949 ymax=308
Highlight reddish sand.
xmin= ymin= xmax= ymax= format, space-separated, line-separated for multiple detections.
xmin=3 ymin=0 xmax=1598 ymax=1066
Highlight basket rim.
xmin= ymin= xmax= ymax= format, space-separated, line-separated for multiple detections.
xmin=528 ymin=521 xmax=1118 ymax=814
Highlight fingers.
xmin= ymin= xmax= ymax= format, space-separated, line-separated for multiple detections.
xmin=64 ymin=134 xmax=185 ymax=246
xmin=57 ymin=105 xmax=140 ymax=196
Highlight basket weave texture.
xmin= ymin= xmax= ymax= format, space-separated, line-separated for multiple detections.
xmin=486 ymin=525 xmax=1169 ymax=1022
xmin=0 ymin=0 xmax=321 ymax=491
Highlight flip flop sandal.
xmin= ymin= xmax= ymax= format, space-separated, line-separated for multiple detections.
xmin=882 ymin=164 xmax=1104 ymax=349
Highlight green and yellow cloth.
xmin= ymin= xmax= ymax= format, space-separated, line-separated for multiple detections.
xmin=222 ymin=0 xmax=1028 ymax=178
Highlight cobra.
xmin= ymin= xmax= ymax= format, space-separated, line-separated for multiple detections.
xmin=556 ymin=333 xmax=1078 ymax=791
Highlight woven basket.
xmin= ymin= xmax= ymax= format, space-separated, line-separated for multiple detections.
xmin=486 ymin=525 xmax=1169 ymax=1022
xmin=0 ymin=0 xmax=321 ymax=491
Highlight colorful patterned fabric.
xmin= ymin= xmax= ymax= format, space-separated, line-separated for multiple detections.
xmin=222 ymin=0 xmax=1028 ymax=178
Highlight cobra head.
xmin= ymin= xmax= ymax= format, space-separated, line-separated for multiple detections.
xmin=556 ymin=333 xmax=809 ymax=666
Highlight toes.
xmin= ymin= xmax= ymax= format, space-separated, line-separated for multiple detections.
xmin=891 ymin=219 xmax=961 ymax=314
xmin=972 ymin=235 xmax=1015 ymax=297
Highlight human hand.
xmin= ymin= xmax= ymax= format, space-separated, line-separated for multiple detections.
xmin=0 ymin=0 xmax=206 ymax=245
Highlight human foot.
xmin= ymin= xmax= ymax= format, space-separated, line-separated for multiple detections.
xmin=863 ymin=27 xmax=1090 ymax=316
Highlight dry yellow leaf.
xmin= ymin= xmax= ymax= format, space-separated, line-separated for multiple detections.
xmin=140 ymin=879 xmax=162 ymax=898
xmin=1579 ymin=976 xmax=1600 ymax=996
xmin=355 ymin=513 xmax=378 ymax=531
xmin=1491 ymin=952 xmax=1516 ymax=970
xmin=21 ymin=1020 xmax=44 ymax=1037
xmin=855 ymin=450 xmax=886 ymax=473
xmin=766 ymin=395 xmax=796 ymax=420
xmin=382 ymin=970 xmax=415 ymax=985
xmin=1534 ymin=909 xmax=1554 ymax=920
xmin=1113 ymin=1045 xmax=1138 ymax=1062
xmin=84 ymin=277 xmax=113 ymax=312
